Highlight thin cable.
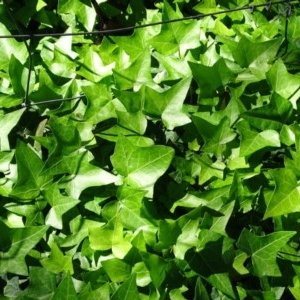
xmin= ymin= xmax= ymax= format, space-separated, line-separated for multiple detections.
xmin=22 ymin=95 xmax=84 ymax=108
xmin=3 ymin=0 xmax=32 ymax=107
xmin=0 ymin=0 xmax=298 ymax=40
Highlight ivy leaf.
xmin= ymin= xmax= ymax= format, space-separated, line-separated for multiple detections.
xmin=237 ymin=121 xmax=280 ymax=156
xmin=0 ymin=222 xmax=48 ymax=276
xmin=10 ymin=141 xmax=49 ymax=200
xmin=102 ymin=258 xmax=131 ymax=283
xmin=233 ymin=37 xmax=281 ymax=78
xmin=189 ymin=58 xmax=235 ymax=98
xmin=44 ymin=184 xmax=80 ymax=230
xmin=267 ymin=59 xmax=300 ymax=108
xmin=185 ymin=231 xmax=236 ymax=299
xmin=17 ymin=267 xmax=56 ymax=299
xmin=150 ymin=1 xmax=200 ymax=55
xmin=41 ymin=243 xmax=74 ymax=274
xmin=58 ymin=0 xmax=96 ymax=31
xmin=111 ymin=274 xmax=140 ymax=300
xmin=236 ymin=229 xmax=295 ymax=276
xmin=144 ymin=78 xmax=192 ymax=130
xmin=0 ymin=23 xmax=28 ymax=72
xmin=89 ymin=216 xmax=132 ymax=259
xmin=113 ymin=51 xmax=153 ymax=91
xmin=52 ymin=272 xmax=77 ymax=300
xmin=0 ymin=108 xmax=25 ymax=151
xmin=65 ymin=151 xmax=117 ymax=198
xmin=110 ymin=135 xmax=174 ymax=193
xmin=264 ymin=168 xmax=300 ymax=219
xmin=241 ymin=92 xmax=293 ymax=131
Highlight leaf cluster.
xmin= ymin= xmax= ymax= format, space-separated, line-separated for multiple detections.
xmin=1 ymin=0 xmax=300 ymax=299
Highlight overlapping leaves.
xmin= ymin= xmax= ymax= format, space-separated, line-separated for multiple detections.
xmin=0 ymin=0 xmax=300 ymax=299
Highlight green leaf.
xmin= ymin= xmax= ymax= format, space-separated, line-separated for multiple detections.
xmin=41 ymin=243 xmax=74 ymax=274
xmin=110 ymin=135 xmax=174 ymax=193
xmin=189 ymin=58 xmax=235 ymax=98
xmin=44 ymin=184 xmax=80 ymax=229
xmin=150 ymin=1 xmax=200 ymax=55
xmin=142 ymin=252 xmax=168 ymax=288
xmin=9 ymin=55 xmax=35 ymax=97
xmin=0 ymin=108 xmax=25 ymax=151
xmin=65 ymin=151 xmax=117 ymax=198
xmin=144 ymin=78 xmax=192 ymax=130
xmin=266 ymin=59 xmax=300 ymax=108
xmin=113 ymin=51 xmax=153 ymax=91
xmin=117 ymin=186 xmax=150 ymax=230
xmin=185 ymin=231 xmax=236 ymax=299
xmin=11 ymin=141 xmax=49 ymax=200
xmin=0 ymin=23 xmax=28 ymax=72
xmin=232 ymin=37 xmax=281 ymax=78
xmin=264 ymin=168 xmax=300 ymax=219
xmin=0 ymin=222 xmax=48 ymax=276
xmin=58 ymin=0 xmax=96 ymax=31
xmin=236 ymin=229 xmax=295 ymax=276
xmin=17 ymin=267 xmax=56 ymax=299
xmin=111 ymin=274 xmax=140 ymax=300
xmin=89 ymin=216 xmax=132 ymax=259
xmin=241 ymin=92 xmax=293 ymax=131
xmin=52 ymin=272 xmax=77 ymax=300
xmin=102 ymin=258 xmax=131 ymax=283
xmin=237 ymin=121 xmax=281 ymax=156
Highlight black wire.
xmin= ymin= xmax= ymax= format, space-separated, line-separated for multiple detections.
xmin=0 ymin=0 xmax=297 ymax=40
xmin=2 ymin=0 xmax=32 ymax=107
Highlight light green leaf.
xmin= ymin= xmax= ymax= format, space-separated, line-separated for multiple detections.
xmin=111 ymin=135 xmax=174 ymax=192
xmin=0 ymin=23 xmax=28 ymax=72
xmin=89 ymin=216 xmax=132 ymax=259
xmin=113 ymin=51 xmax=153 ymax=91
xmin=0 ymin=108 xmax=25 ymax=151
xmin=266 ymin=59 xmax=300 ymax=108
xmin=144 ymin=78 xmax=192 ymax=130
xmin=264 ymin=168 xmax=300 ymax=219
xmin=237 ymin=121 xmax=281 ymax=156
xmin=150 ymin=1 xmax=200 ymax=55
xmin=236 ymin=229 xmax=295 ymax=276
xmin=58 ymin=0 xmax=96 ymax=31
xmin=0 ymin=222 xmax=48 ymax=276
xmin=44 ymin=184 xmax=80 ymax=229
xmin=41 ymin=243 xmax=73 ymax=274
xmin=65 ymin=151 xmax=117 ymax=198
xmin=102 ymin=258 xmax=131 ymax=283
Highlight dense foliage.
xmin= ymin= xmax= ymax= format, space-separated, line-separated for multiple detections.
xmin=1 ymin=0 xmax=300 ymax=298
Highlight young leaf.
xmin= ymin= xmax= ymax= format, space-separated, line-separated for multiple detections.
xmin=41 ymin=243 xmax=74 ymax=274
xmin=236 ymin=229 xmax=295 ymax=276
